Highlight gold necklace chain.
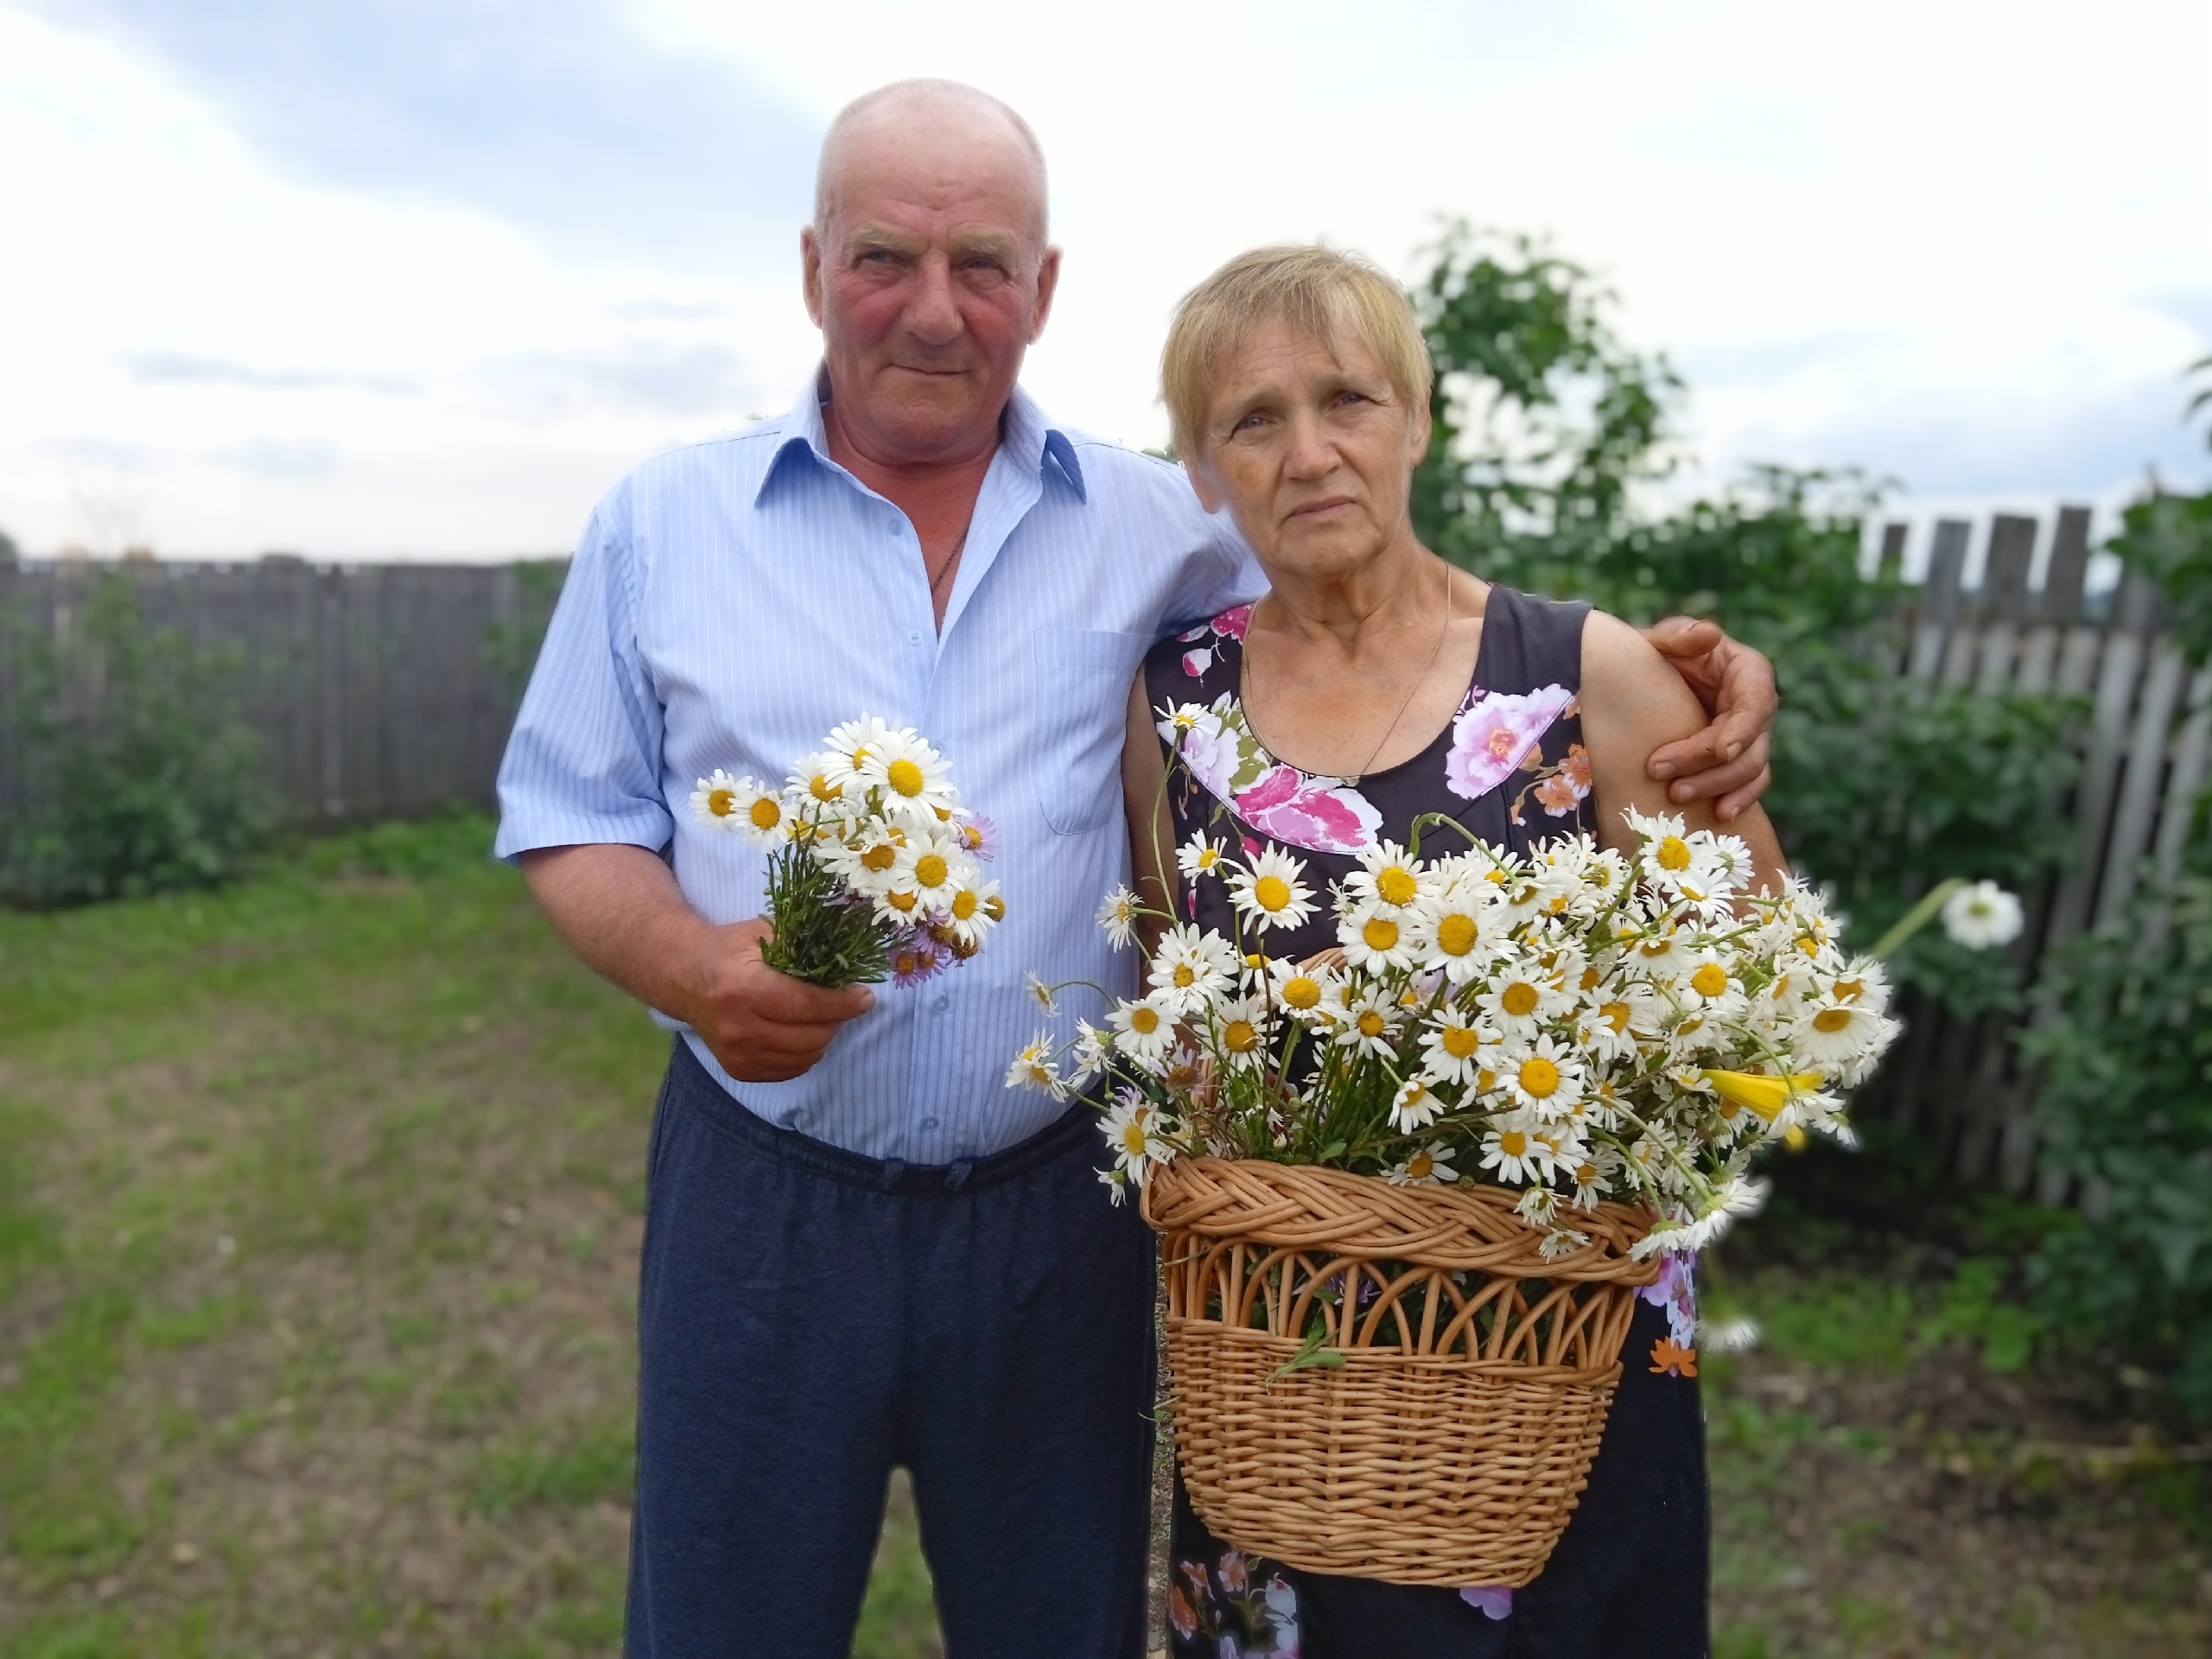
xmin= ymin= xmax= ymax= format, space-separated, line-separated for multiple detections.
xmin=1245 ymin=566 xmax=1455 ymax=785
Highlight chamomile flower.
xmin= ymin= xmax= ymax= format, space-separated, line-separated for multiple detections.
xmin=690 ymin=768 xmax=751 ymax=830
xmin=726 ymin=778 xmax=792 ymax=847
xmin=1385 ymin=1142 xmax=1459 ymax=1186
xmin=1005 ymin=1033 xmax=1065 ymax=1096
xmin=1479 ymin=1118 xmax=1552 ymax=1185
xmin=1793 ymin=998 xmax=1891 ymax=1069
xmin=1345 ymin=841 xmax=1426 ymax=914
xmin=1100 ymin=1091 xmax=1175 ymax=1185
xmin=1474 ymin=958 xmax=1573 ymax=1038
xmin=821 ymin=715 xmax=896 ymax=785
xmin=1420 ymin=1014 xmax=1497 ymax=1087
xmin=940 ymin=873 xmax=1003 ymax=950
xmin=1148 ymin=925 xmax=1240 ymax=1014
xmin=1108 ymin=993 xmax=1179 ymax=1067
xmin=1501 ymin=1033 xmax=1586 ymax=1119
xmin=1230 ymin=847 xmax=1319 ymax=932
xmin=1338 ymin=899 xmax=1418 ymax=972
xmin=1413 ymin=887 xmax=1504 ymax=982
xmin=1176 ymin=833 xmax=1230 ymax=882
xmin=863 ymin=728 xmax=958 ymax=824
xmin=1942 ymin=880 xmax=2024 ymax=950
xmin=1211 ymin=997 xmax=1271 ymax=1070
xmin=1024 ymin=973 xmax=1058 ymax=1015
xmin=1335 ymin=991 xmax=1402 ymax=1058
xmin=1390 ymin=1074 xmax=1444 ymax=1132
xmin=1066 ymin=1020 xmax=1112 ymax=1090
xmin=894 ymin=827 xmax=969 ymax=911
xmin=1096 ymin=887 xmax=1142 ymax=950
xmin=786 ymin=753 xmax=853 ymax=813
xmin=1266 ymin=957 xmax=1338 ymax=1024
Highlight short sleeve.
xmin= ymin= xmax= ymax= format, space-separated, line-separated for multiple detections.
xmin=493 ymin=486 xmax=673 ymax=861
xmin=1150 ymin=462 xmax=1267 ymax=633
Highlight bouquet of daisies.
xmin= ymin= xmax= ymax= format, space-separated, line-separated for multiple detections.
xmin=691 ymin=716 xmax=1004 ymax=988
xmin=1010 ymin=811 xmax=1899 ymax=1261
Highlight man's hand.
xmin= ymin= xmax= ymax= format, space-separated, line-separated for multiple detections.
xmin=1640 ymin=617 xmax=1777 ymax=823
xmin=519 ymin=844 xmax=873 ymax=1084
xmin=683 ymin=918 xmax=875 ymax=1084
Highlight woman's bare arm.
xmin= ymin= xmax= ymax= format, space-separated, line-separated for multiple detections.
xmin=1580 ymin=611 xmax=1789 ymax=892
xmin=1120 ymin=673 xmax=1180 ymax=956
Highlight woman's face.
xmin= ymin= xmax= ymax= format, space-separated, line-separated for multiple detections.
xmin=1188 ymin=320 xmax=1430 ymax=586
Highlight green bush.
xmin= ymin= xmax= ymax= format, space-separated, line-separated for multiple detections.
xmin=2 ymin=570 xmax=275 ymax=905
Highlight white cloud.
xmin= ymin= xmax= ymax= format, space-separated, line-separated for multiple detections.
xmin=0 ymin=0 xmax=2205 ymax=557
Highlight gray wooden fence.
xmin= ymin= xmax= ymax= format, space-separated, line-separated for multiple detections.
xmin=0 ymin=518 xmax=2203 ymax=1198
xmin=0 ymin=555 xmax=564 ymax=827
xmin=1853 ymin=506 xmax=2205 ymax=1198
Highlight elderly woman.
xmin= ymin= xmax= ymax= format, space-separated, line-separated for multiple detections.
xmin=1122 ymin=246 xmax=1788 ymax=1658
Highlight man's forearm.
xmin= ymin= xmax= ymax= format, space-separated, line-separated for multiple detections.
xmin=520 ymin=842 xmax=709 ymax=1025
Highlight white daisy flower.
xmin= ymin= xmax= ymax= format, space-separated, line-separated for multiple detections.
xmin=1265 ymin=957 xmax=1338 ymax=1025
xmin=1334 ymin=991 xmax=1402 ymax=1058
xmin=1153 ymin=701 xmax=1212 ymax=744
xmin=1478 ymin=1119 xmax=1552 ymax=1185
xmin=1108 ymin=993 xmax=1179 ymax=1066
xmin=1942 ymin=880 xmax=2024 ymax=950
xmin=1004 ymin=1033 xmax=1065 ymax=1096
xmin=1338 ymin=899 xmax=1418 ymax=972
xmin=1066 ymin=1020 xmax=1112 ymax=1090
xmin=1794 ymin=998 xmax=1890 ymax=1068
xmin=1821 ymin=959 xmax=1891 ymax=1015
xmin=1419 ymin=1014 xmax=1496 ymax=1087
xmin=1211 ymin=996 xmax=1271 ymax=1070
xmin=1500 ymin=1033 xmax=1586 ymax=1119
xmin=1147 ymin=925 xmax=1241 ymax=1015
xmin=1412 ymin=887 xmax=1504 ymax=982
xmin=1096 ymin=887 xmax=1142 ymax=950
xmin=1385 ymin=1142 xmax=1459 ymax=1186
xmin=864 ymin=728 xmax=959 ymax=826
xmin=1097 ymin=1166 xmax=1130 ymax=1206
xmin=689 ymin=767 xmax=751 ymax=830
xmin=1473 ymin=959 xmax=1573 ymax=1038
xmin=939 ymin=872 xmax=1003 ymax=950
xmin=1100 ymin=1091 xmax=1175 ymax=1185
xmin=1024 ymin=973 xmax=1058 ymax=1015
xmin=726 ymin=778 xmax=794 ymax=848
xmin=785 ymin=752 xmax=855 ymax=814
xmin=894 ymin=827 xmax=969 ymax=911
xmin=1176 ymin=834 xmax=1230 ymax=882
xmin=1344 ymin=840 xmax=1427 ymax=914
xmin=821 ymin=714 xmax=898 ymax=785
xmin=1230 ymin=847 xmax=1319 ymax=932
xmin=1390 ymin=1074 xmax=1444 ymax=1132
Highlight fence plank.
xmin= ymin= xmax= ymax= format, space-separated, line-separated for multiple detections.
xmin=2153 ymin=668 xmax=2212 ymax=880
xmin=2097 ymin=641 xmax=2192 ymax=922
xmin=1910 ymin=519 xmax=1972 ymax=677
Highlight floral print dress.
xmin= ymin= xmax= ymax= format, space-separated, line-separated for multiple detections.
xmin=1145 ymin=584 xmax=1710 ymax=1659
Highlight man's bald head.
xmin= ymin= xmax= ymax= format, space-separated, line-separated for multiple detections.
xmin=814 ymin=79 xmax=1049 ymax=251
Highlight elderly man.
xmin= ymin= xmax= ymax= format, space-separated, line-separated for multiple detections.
xmin=498 ymin=79 xmax=1776 ymax=1659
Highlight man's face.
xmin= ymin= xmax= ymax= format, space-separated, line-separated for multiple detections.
xmin=803 ymin=118 xmax=1059 ymax=467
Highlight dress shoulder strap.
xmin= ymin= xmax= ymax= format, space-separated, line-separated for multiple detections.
xmin=1475 ymin=584 xmax=1590 ymax=696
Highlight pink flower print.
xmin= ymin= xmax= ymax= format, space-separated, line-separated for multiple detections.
xmin=1211 ymin=603 xmax=1252 ymax=640
xmin=1184 ymin=647 xmax=1216 ymax=678
xmin=1217 ymin=1549 xmax=1249 ymax=1594
xmin=1446 ymin=685 xmax=1577 ymax=802
xmin=1459 ymin=1585 xmax=1513 ymax=1620
xmin=1168 ymin=1582 xmax=1199 ymax=1639
xmin=1178 ymin=716 xmax=1242 ymax=801
xmin=1637 ymin=1253 xmax=1700 ymax=1348
xmin=1533 ymin=743 xmax=1592 ymax=817
xmin=1232 ymin=765 xmax=1382 ymax=855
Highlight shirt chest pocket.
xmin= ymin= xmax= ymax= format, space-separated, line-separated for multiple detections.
xmin=1028 ymin=627 xmax=1151 ymax=836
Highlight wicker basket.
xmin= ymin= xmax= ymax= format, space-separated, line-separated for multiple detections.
xmin=1141 ymin=1155 xmax=1661 ymax=1587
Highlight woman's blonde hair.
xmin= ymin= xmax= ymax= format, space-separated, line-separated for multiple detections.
xmin=1160 ymin=244 xmax=1433 ymax=461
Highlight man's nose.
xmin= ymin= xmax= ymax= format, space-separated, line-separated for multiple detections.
xmin=904 ymin=254 xmax=963 ymax=346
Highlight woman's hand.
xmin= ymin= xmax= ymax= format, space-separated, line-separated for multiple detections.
xmin=1639 ymin=617 xmax=1777 ymax=823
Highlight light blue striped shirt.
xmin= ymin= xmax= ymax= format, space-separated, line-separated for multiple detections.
xmin=495 ymin=374 xmax=1262 ymax=1160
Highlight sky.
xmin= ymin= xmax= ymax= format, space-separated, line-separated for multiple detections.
xmin=0 ymin=0 xmax=2206 ymax=568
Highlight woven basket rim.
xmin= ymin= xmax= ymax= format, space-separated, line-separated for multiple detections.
xmin=1142 ymin=1154 xmax=1662 ymax=1286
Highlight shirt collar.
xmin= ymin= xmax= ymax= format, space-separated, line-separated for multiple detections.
xmin=756 ymin=366 xmax=1087 ymax=505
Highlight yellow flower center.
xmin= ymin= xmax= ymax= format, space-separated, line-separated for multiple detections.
xmin=1363 ymin=917 xmax=1400 ymax=952
xmin=1243 ymin=953 xmax=1266 ymax=969
xmin=1477 ymin=1068 xmax=1497 ymax=1091
xmin=1601 ymin=1000 xmax=1631 ymax=1033
xmin=1224 ymin=1019 xmax=1259 ymax=1053
xmin=861 ymin=843 xmax=897 ymax=871
xmin=887 ymin=759 xmax=926 ymax=798
xmin=1441 ymin=1025 xmax=1480 ymax=1058
xmin=1580 ymin=965 xmax=1603 ymax=992
xmin=1834 ymin=977 xmax=1864 ymax=1003
xmin=1500 ymin=982 xmax=1538 ymax=1017
xmin=1281 ymin=976 xmax=1321 ymax=1010
xmin=1575 ymin=1162 xmax=1599 ymax=1185
xmin=1376 ymin=867 xmax=1417 ymax=906
xmin=1129 ymin=1006 xmax=1160 ymax=1035
xmin=1691 ymin=963 xmax=1730 ymax=998
xmin=1639 ymin=936 xmax=1675 ymax=957
xmin=1519 ymin=1056 xmax=1561 ymax=1098
xmin=984 ymin=895 xmax=1007 ymax=922
xmin=913 ymin=854 xmax=949 ymax=888
xmin=707 ymin=787 xmax=736 ymax=817
xmin=1499 ymin=1130 xmax=1528 ymax=1157
xmin=810 ymin=774 xmax=842 ymax=802
xmin=1254 ymin=874 xmax=1292 ymax=912
xmin=749 ymin=797 xmax=782 ymax=830
xmin=887 ymin=891 xmax=917 ymax=912
xmin=1656 ymin=836 xmax=1693 ymax=872
xmin=1357 ymin=1010 xmax=1387 ymax=1038
xmin=1435 ymin=913 xmax=1478 ymax=957
xmin=951 ymin=890 xmax=978 ymax=920
xmin=1122 ymin=1122 xmax=1148 ymax=1156
xmin=1813 ymin=1007 xmax=1853 ymax=1033
xmin=1406 ymin=1150 xmax=1433 ymax=1179
xmin=1173 ymin=963 xmax=1196 ymax=988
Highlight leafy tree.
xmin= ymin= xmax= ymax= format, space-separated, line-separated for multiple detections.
xmin=2 ymin=570 xmax=274 ymax=904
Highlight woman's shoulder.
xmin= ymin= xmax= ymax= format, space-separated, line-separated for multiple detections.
xmin=1473 ymin=582 xmax=1592 ymax=694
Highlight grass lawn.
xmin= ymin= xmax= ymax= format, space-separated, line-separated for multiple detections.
xmin=3 ymin=820 xmax=2207 ymax=1656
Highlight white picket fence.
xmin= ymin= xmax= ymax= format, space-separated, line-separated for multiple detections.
xmin=1859 ymin=506 xmax=2210 ymax=1197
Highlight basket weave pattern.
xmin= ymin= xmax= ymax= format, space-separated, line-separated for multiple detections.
xmin=1144 ymin=1158 xmax=1661 ymax=1588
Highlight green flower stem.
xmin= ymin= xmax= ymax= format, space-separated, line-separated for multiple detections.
xmin=1867 ymin=876 xmax=1964 ymax=960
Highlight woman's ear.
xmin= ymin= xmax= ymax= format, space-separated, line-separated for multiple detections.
xmin=1407 ymin=394 xmax=1433 ymax=470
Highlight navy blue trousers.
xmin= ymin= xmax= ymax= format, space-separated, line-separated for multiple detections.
xmin=626 ymin=1039 xmax=1159 ymax=1657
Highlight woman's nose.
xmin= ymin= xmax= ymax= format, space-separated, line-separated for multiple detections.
xmin=1282 ymin=410 xmax=1335 ymax=479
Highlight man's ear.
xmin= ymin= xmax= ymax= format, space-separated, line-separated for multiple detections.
xmin=800 ymin=226 xmax=826 ymax=329
xmin=1028 ymin=244 xmax=1063 ymax=343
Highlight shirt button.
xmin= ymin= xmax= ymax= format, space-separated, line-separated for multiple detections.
xmin=907 ymin=629 xmax=922 ymax=645
xmin=920 ymin=1116 xmax=939 ymax=1132
xmin=887 ymin=519 xmax=901 ymax=537
xmin=933 ymin=993 xmax=950 ymax=1013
